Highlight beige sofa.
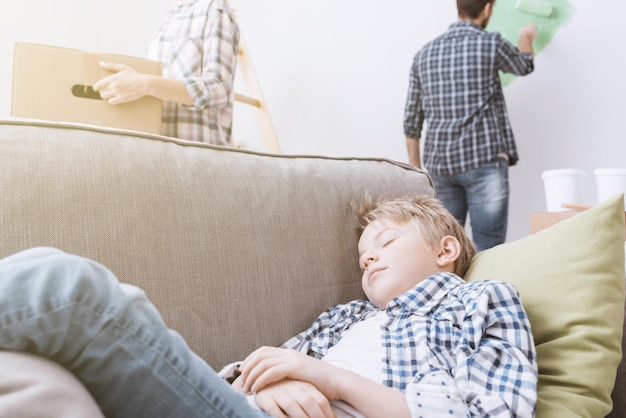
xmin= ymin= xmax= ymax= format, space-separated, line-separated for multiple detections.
xmin=0 ymin=118 xmax=623 ymax=417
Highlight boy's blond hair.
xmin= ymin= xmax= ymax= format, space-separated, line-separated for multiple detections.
xmin=354 ymin=195 xmax=477 ymax=277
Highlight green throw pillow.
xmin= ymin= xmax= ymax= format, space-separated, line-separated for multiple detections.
xmin=465 ymin=194 xmax=625 ymax=417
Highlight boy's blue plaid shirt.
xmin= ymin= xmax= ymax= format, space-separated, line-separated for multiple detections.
xmin=282 ymin=272 xmax=538 ymax=417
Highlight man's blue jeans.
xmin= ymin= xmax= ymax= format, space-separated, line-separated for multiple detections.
xmin=430 ymin=157 xmax=509 ymax=251
xmin=0 ymin=247 xmax=258 ymax=418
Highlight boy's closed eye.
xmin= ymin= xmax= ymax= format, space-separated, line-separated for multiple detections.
xmin=382 ymin=238 xmax=394 ymax=247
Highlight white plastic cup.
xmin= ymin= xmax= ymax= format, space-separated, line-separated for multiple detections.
xmin=594 ymin=168 xmax=626 ymax=206
xmin=541 ymin=169 xmax=586 ymax=212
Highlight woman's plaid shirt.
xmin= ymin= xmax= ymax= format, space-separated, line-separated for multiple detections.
xmin=148 ymin=0 xmax=239 ymax=146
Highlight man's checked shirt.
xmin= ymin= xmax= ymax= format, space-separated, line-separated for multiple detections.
xmin=281 ymin=272 xmax=538 ymax=417
xmin=404 ymin=21 xmax=534 ymax=175
xmin=148 ymin=0 xmax=239 ymax=146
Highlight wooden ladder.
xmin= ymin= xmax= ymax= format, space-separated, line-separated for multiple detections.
xmin=234 ymin=37 xmax=281 ymax=153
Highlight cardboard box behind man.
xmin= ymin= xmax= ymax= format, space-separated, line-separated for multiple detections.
xmin=12 ymin=43 xmax=162 ymax=135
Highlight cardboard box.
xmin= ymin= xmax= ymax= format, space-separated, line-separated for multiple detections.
xmin=12 ymin=43 xmax=162 ymax=134
xmin=530 ymin=210 xmax=626 ymax=238
xmin=529 ymin=211 xmax=581 ymax=234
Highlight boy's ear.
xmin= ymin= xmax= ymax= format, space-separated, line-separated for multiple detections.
xmin=436 ymin=236 xmax=461 ymax=268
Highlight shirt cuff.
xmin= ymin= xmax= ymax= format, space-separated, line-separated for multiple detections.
xmin=406 ymin=372 xmax=469 ymax=417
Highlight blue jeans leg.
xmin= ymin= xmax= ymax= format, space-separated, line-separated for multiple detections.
xmin=430 ymin=174 xmax=469 ymax=226
xmin=431 ymin=157 xmax=509 ymax=251
xmin=0 ymin=247 xmax=258 ymax=418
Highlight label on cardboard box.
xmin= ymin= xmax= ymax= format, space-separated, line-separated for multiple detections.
xmin=11 ymin=43 xmax=163 ymax=135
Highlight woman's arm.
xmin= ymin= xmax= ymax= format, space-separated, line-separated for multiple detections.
xmin=93 ymin=63 xmax=193 ymax=106
xmin=93 ymin=5 xmax=238 ymax=109
xmin=184 ymin=5 xmax=239 ymax=109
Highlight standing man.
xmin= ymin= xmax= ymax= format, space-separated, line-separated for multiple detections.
xmin=404 ymin=0 xmax=537 ymax=251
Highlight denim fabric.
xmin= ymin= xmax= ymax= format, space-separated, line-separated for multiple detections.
xmin=0 ymin=247 xmax=258 ymax=418
xmin=430 ymin=157 xmax=509 ymax=251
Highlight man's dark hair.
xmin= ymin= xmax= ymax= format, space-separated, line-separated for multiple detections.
xmin=457 ymin=0 xmax=495 ymax=19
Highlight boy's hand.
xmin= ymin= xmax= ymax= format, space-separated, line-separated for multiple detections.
xmin=240 ymin=347 xmax=341 ymax=401
xmin=231 ymin=373 xmax=245 ymax=393
xmin=255 ymin=379 xmax=336 ymax=418
xmin=242 ymin=347 xmax=411 ymax=418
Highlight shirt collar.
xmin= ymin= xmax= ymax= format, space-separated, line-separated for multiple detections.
xmin=449 ymin=20 xmax=485 ymax=32
xmin=176 ymin=0 xmax=227 ymax=12
xmin=176 ymin=0 xmax=200 ymax=8
xmin=386 ymin=272 xmax=464 ymax=314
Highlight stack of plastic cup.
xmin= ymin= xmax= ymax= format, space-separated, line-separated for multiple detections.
xmin=594 ymin=168 xmax=626 ymax=207
xmin=541 ymin=169 xmax=586 ymax=212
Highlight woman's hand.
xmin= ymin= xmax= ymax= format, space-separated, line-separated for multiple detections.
xmin=93 ymin=62 xmax=148 ymax=105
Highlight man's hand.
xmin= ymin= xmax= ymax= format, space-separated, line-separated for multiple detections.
xmin=255 ymin=380 xmax=336 ymax=418
xmin=518 ymin=22 xmax=538 ymax=42
xmin=518 ymin=23 xmax=538 ymax=55
xmin=93 ymin=62 xmax=148 ymax=105
xmin=405 ymin=136 xmax=421 ymax=169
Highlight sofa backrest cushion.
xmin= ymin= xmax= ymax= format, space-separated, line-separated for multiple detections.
xmin=0 ymin=119 xmax=434 ymax=370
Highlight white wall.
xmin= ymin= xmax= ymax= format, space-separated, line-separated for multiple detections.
xmin=1 ymin=0 xmax=625 ymax=243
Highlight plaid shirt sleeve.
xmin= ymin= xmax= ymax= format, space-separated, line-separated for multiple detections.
xmin=405 ymin=281 xmax=537 ymax=418
xmin=182 ymin=3 xmax=239 ymax=110
xmin=280 ymin=300 xmax=374 ymax=358
xmin=403 ymin=62 xmax=424 ymax=140
xmin=494 ymin=33 xmax=534 ymax=76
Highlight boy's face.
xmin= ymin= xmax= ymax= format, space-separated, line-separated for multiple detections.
xmin=358 ymin=218 xmax=441 ymax=309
